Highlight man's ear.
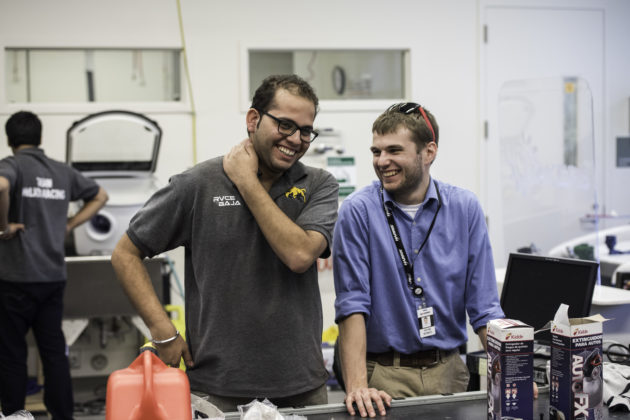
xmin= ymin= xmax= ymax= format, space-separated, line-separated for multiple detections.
xmin=246 ymin=108 xmax=260 ymax=133
xmin=424 ymin=141 xmax=438 ymax=165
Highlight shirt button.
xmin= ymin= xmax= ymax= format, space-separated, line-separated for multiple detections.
xmin=414 ymin=249 xmax=419 ymax=254
xmin=413 ymin=222 xmax=416 ymax=226
xmin=417 ymin=277 xmax=421 ymax=282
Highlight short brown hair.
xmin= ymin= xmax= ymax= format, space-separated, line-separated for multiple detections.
xmin=372 ymin=103 xmax=439 ymax=150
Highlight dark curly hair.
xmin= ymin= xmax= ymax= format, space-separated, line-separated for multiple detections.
xmin=251 ymin=74 xmax=319 ymax=116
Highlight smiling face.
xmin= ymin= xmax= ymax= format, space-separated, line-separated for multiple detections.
xmin=371 ymin=126 xmax=436 ymax=205
xmin=247 ymin=88 xmax=315 ymax=180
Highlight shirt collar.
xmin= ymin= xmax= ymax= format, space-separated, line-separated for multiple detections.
xmin=382 ymin=177 xmax=438 ymax=207
xmin=15 ymin=147 xmax=45 ymax=156
xmin=269 ymin=161 xmax=307 ymax=199
xmin=284 ymin=160 xmax=307 ymax=184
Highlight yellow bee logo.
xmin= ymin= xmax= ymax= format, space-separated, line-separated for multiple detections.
xmin=285 ymin=187 xmax=306 ymax=202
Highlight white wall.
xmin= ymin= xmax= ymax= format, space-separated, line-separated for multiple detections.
xmin=604 ymin=0 xmax=630 ymax=217
xmin=0 ymin=0 xmax=191 ymax=184
xmin=180 ymin=0 xmax=481 ymax=192
xmin=1 ymin=0 xmax=630 ymax=332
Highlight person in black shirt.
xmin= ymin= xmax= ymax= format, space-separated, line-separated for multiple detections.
xmin=0 ymin=111 xmax=108 ymax=419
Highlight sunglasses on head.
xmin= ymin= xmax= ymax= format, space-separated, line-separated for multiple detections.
xmin=387 ymin=102 xmax=436 ymax=143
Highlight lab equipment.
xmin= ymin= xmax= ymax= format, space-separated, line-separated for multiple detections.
xmin=549 ymin=224 xmax=630 ymax=285
xmin=66 ymin=110 xmax=162 ymax=255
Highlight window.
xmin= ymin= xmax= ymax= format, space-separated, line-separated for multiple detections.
xmin=5 ymin=48 xmax=181 ymax=103
xmin=246 ymin=49 xmax=408 ymax=108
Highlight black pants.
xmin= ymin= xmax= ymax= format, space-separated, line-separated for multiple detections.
xmin=0 ymin=280 xmax=73 ymax=420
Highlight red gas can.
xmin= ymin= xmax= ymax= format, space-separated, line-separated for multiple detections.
xmin=106 ymin=350 xmax=191 ymax=420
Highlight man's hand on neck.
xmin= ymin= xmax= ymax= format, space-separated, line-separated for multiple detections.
xmin=223 ymin=139 xmax=261 ymax=190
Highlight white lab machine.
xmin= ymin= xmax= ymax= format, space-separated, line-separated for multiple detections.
xmin=66 ymin=110 xmax=162 ymax=255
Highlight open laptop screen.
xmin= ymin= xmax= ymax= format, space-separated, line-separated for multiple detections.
xmin=500 ymin=253 xmax=598 ymax=345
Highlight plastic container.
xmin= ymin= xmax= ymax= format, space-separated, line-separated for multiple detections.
xmin=106 ymin=350 xmax=191 ymax=420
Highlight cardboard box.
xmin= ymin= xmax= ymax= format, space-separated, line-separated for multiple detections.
xmin=487 ymin=318 xmax=534 ymax=420
xmin=549 ymin=305 xmax=606 ymax=420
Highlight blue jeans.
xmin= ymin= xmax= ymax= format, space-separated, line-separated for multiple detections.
xmin=0 ymin=280 xmax=73 ymax=420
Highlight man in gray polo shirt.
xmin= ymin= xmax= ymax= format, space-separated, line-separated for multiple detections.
xmin=0 ymin=110 xmax=108 ymax=419
xmin=112 ymin=74 xmax=339 ymax=411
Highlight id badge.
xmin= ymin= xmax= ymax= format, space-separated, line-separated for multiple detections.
xmin=417 ymin=306 xmax=436 ymax=338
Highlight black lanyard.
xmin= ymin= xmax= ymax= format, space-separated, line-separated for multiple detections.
xmin=380 ymin=180 xmax=442 ymax=297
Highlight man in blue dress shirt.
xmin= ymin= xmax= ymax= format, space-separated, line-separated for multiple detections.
xmin=333 ymin=102 xmax=505 ymax=417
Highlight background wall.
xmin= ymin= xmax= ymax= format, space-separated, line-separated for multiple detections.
xmin=1 ymin=0 xmax=629 ymax=334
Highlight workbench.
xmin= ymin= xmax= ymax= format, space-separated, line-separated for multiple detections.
xmin=224 ymin=390 xmax=630 ymax=419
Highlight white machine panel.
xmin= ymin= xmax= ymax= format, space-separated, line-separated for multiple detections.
xmin=66 ymin=110 xmax=162 ymax=255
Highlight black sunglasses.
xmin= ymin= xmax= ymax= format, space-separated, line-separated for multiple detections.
xmin=388 ymin=102 xmax=436 ymax=143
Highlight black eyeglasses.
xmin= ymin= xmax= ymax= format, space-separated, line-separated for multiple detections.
xmin=261 ymin=111 xmax=319 ymax=143
xmin=387 ymin=102 xmax=436 ymax=143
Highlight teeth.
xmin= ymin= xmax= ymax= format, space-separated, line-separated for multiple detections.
xmin=383 ymin=170 xmax=398 ymax=177
xmin=278 ymin=146 xmax=296 ymax=156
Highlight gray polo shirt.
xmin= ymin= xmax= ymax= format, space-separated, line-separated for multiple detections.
xmin=127 ymin=156 xmax=339 ymax=398
xmin=0 ymin=148 xmax=100 ymax=283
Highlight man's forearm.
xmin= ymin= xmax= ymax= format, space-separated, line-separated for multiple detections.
xmin=236 ymin=178 xmax=326 ymax=272
xmin=339 ymin=313 xmax=369 ymax=392
xmin=111 ymin=234 xmax=175 ymax=339
xmin=67 ymin=187 xmax=108 ymax=232
xmin=477 ymin=326 xmax=488 ymax=351
xmin=0 ymin=177 xmax=9 ymax=230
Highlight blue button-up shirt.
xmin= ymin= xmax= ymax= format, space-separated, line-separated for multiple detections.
xmin=333 ymin=178 xmax=504 ymax=353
